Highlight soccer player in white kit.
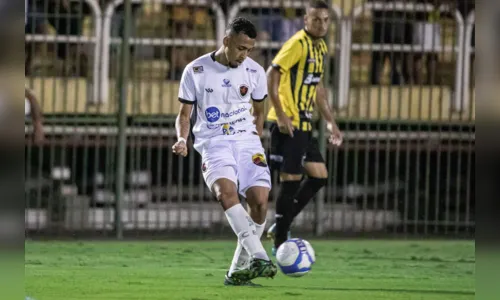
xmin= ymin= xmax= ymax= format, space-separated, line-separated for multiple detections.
xmin=172 ymin=18 xmax=277 ymax=285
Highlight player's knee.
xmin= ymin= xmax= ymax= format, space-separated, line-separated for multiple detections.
xmin=315 ymin=169 xmax=328 ymax=179
xmin=249 ymin=196 xmax=268 ymax=212
xmin=305 ymin=163 xmax=328 ymax=179
xmin=246 ymin=186 xmax=269 ymax=208
xmin=214 ymin=189 xmax=238 ymax=205
xmin=212 ymin=178 xmax=239 ymax=208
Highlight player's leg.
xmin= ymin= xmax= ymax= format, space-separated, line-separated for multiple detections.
xmin=227 ymin=186 xmax=268 ymax=280
xmin=226 ymin=135 xmax=277 ymax=282
xmin=268 ymin=126 xmax=308 ymax=252
xmin=291 ymin=137 xmax=328 ymax=220
xmin=212 ymin=177 xmax=272 ymax=269
xmin=201 ymin=142 xmax=270 ymax=283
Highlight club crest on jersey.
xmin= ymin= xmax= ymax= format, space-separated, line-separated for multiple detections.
xmin=193 ymin=66 xmax=204 ymax=73
xmin=252 ymin=153 xmax=268 ymax=167
xmin=201 ymin=162 xmax=207 ymax=172
xmin=239 ymin=84 xmax=249 ymax=98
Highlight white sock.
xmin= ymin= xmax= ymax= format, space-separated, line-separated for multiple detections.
xmin=228 ymin=220 xmax=266 ymax=276
xmin=225 ymin=204 xmax=268 ymax=267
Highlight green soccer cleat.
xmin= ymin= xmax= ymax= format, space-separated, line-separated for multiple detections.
xmin=224 ymin=273 xmax=262 ymax=287
xmin=229 ymin=258 xmax=278 ymax=282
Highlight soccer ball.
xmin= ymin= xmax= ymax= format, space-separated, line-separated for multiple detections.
xmin=276 ymin=238 xmax=315 ymax=277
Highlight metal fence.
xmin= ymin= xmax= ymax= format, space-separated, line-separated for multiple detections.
xmin=24 ymin=0 xmax=475 ymax=238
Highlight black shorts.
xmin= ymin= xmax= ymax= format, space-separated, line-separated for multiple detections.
xmin=269 ymin=124 xmax=325 ymax=174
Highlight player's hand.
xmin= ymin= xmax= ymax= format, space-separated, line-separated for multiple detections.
xmin=277 ymin=113 xmax=294 ymax=137
xmin=172 ymin=139 xmax=188 ymax=157
xmin=327 ymin=122 xmax=342 ymax=146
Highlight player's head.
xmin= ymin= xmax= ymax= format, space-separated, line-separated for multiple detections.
xmin=223 ymin=17 xmax=257 ymax=68
xmin=304 ymin=0 xmax=330 ymax=38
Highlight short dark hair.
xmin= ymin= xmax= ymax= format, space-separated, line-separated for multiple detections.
xmin=226 ymin=17 xmax=257 ymax=39
xmin=307 ymin=0 xmax=329 ymax=10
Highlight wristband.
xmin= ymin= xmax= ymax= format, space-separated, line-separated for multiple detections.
xmin=177 ymin=137 xmax=187 ymax=144
xmin=326 ymin=123 xmax=333 ymax=132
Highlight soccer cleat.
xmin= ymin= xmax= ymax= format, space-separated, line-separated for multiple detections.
xmin=266 ymin=223 xmax=277 ymax=240
xmin=271 ymin=246 xmax=277 ymax=257
xmin=267 ymin=223 xmax=291 ymax=256
xmin=224 ymin=272 xmax=262 ymax=287
xmin=229 ymin=258 xmax=278 ymax=282
xmin=266 ymin=223 xmax=292 ymax=241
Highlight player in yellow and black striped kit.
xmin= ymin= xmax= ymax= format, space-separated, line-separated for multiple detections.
xmin=266 ymin=0 xmax=343 ymax=255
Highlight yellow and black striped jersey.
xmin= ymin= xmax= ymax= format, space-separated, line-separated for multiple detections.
xmin=267 ymin=29 xmax=328 ymax=131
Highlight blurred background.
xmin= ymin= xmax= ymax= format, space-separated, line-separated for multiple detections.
xmin=24 ymin=0 xmax=475 ymax=239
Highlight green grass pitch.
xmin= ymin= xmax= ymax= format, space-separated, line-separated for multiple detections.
xmin=25 ymin=239 xmax=475 ymax=300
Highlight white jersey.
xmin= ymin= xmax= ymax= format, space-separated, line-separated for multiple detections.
xmin=178 ymin=52 xmax=268 ymax=152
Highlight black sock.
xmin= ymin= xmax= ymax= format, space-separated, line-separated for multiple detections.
xmin=274 ymin=180 xmax=301 ymax=248
xmin=291 ymin=177 xmax=327 ymax=219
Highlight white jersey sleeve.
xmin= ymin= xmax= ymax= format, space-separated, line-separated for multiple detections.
xmin=178 ymin=66 xmax=196 ymax=103
xmin=251 ymin=67 xmax=268 ymax=101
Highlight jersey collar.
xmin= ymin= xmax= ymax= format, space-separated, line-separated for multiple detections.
xmin=210 ymin=51 xmax=241 ymax=70
xmin=303 ymin=29 xmax=324 ymax=47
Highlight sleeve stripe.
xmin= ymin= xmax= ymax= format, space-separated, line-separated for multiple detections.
xmin=178 ymin=98 xmax=195 ymax=104
xmin=252 ymin=94 xmax=267 ymax=102
xmin=271 ymin=64 xmax=281 ymax=70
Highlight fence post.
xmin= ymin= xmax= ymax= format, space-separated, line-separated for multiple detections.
xmin=115 ymin=0 xmax=132 ymax=239
xmin=463 ymin=11 xmax=475 ymax=113
xmin=315 ymin=120 xmax=326 ymax=236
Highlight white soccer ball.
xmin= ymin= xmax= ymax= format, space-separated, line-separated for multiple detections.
xmin=276 ymin=238 xmax=315 ymax=277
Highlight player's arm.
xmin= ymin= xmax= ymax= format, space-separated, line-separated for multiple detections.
xmin=266 ymin=67 xmax=287 ymax=120
xmin=172 ymin=66 xmax=196 ymax=157
xmin=173 ymin=102 xmax=193 ymax=157
xmin=251 ymin=67 xmax=269 ymax=137
xmin=267 ymin=68 xmax=293 ymax=137
xmin=315 ymin=81 xmax=342 ymax=146
xmin=25 ymin=87 xmax=44 ymax=145
xmin=252 ymin=100 xmax=266 ymax=137
xmin=175 ymin=102 xmax=192 ymax=142
xmin=267 ymin=39 xmax=302 ymax=137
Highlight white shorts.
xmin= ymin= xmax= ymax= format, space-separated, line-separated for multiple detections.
xmin=199 ymin=135 xmax=271 ymax=197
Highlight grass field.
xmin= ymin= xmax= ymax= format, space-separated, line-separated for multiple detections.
xmin=25 ymin=239 xmax=475 ymax=300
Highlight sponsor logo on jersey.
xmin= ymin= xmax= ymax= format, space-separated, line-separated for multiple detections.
xmin=252 ymin=153 xmax=268 ymax=167
xmin=307 ymin=58 xmax=316 ymax=63
xmin=201 ymin=162 xmax=207 ymax=172
xmin=205 ymin=107 xmax=247 ymax=123
xmin=246 ymin=67 xmax=257 ymax=73
xmin=205 ymin=107 xmax=221 ymax=122
xmin=205 ymin=88 xmax=213 ymax=93
xmin=299 ymin=111 xmax=313 ymax=120
xmin=222 ymin=79 xmax=232 ymax=87
xmin=303 ymin=73 xmax=322 ymax=85
xmin=239 ymin=84 xmax=249 ymax=97
xmin=193 ymin=66 xmax=204 ymax=73
xmin=206 ymin=117 xmax=246 ymax=129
